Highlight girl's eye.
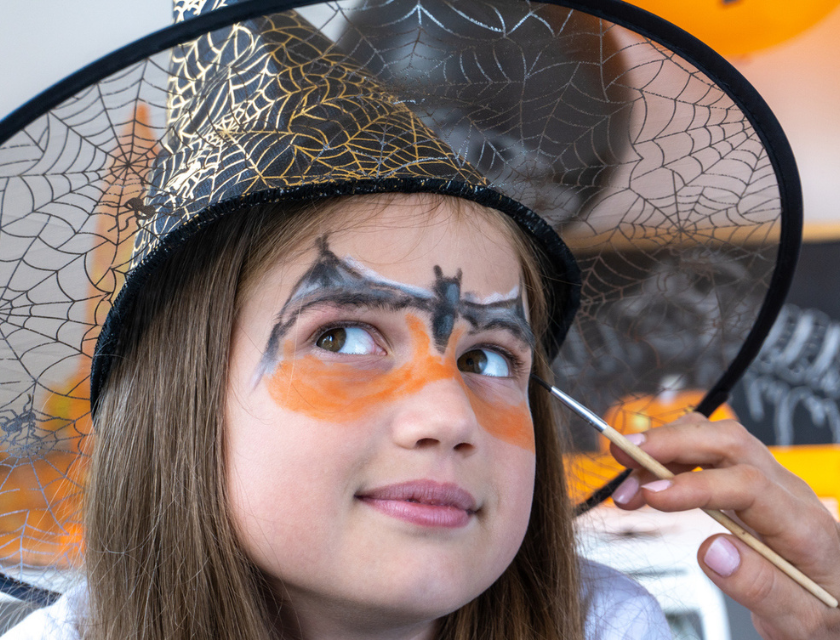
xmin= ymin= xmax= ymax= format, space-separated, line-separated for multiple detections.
xmin=315 ymin=327 xmax=380 ymax=355
xmin=457 ymin=348 xmax=510 ymax=378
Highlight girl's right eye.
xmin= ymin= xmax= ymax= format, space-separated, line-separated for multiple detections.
xmin=457 ymin=348 xmax=511 ymax=378
xmin=315 ymin=326 xmax=381 ymax=355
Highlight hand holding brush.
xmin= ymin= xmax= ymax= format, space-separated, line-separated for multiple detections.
xmin=533 ymin=376 xmax=840 ymax=611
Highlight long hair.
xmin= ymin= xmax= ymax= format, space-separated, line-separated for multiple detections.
xmin=85 ymin=194 xmax=583 ymax=639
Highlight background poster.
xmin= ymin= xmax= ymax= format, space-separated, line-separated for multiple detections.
xmin=731 ymin=240 xmax=840 ymax=445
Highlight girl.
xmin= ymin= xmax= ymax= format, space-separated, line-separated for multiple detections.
xmin=85 ymin=192 xmax=603 ymax=639
xmin=0 ymin=0 xmax=838 ymax=638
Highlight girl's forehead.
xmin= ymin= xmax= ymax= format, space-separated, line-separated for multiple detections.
xmin=279 ymin=197 xmax=524 ymax=296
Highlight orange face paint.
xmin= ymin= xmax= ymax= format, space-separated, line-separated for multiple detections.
xmin=266 ymin=314 xmax=535 ymax=452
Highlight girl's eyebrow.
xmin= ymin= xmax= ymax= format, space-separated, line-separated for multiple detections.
xmin=256 ymin=288 xmax=425 ymax=379
xmin=465 ymin=316 xmax=536 ymax=352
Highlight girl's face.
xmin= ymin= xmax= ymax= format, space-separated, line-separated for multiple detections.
xmin=226 ymin=196 xmax=536 ymax=638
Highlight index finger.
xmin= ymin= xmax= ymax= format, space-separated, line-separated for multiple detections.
xmin=610 ymin=414 xmax=796 ymax=484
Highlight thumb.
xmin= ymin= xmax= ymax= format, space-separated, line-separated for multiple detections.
xmin=698 ymin=535 xmax=834 ymax=640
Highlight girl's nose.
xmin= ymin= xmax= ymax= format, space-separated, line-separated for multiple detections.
xmin=390 ymin=377 xmax=479 ymax=454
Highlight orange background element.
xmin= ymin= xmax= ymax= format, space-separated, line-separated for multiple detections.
xmin=268 ymin=315 xmax=535 ymax=452
xmin=567 ymin=391 xmax=840 ymax=512
xmin=626 ymin=0 xmax=840 ymax=56
xmin=566 ymin=390 xmax=737 ymax=505
xmin=601 ymin=390 xmax=738 ymax=452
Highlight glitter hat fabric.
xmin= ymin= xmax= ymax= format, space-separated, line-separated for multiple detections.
xmin=0 ymin=0 xmax=800 ymax=600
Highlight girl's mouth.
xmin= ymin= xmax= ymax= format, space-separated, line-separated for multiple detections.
xmin=356 ymin=480 xmax=478 ymax=528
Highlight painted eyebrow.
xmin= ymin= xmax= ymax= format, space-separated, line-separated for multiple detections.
xmin=259 ymin=288 xmax=430 ymax=372
xmin=261 ymin=291 xmax=536 ymax=366
xmin=460 ymin=298 xmax=536 ymax=352
xmin=466 ymin=316 xmax=536 ymax=352
xmin=275 ymin=289 xmax=421 ymax=323
xmin=254 ymin=235 xmax=536 ymax=378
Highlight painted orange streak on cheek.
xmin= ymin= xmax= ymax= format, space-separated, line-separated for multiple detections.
xmin=266 ymin=315 xmax=534 ymax=452
xmin=464 ymin=391 xmax=534 ymax=454
xmin=267 ymin=316 xmax=450 ymax=422
xmin=442 ymin=328 xmax=535 ymax=454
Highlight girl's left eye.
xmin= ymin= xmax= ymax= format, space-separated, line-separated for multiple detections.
xmin=315 ymin=326 xmax=381 ymax=355
xmin=457 ymin=348 xmax=510 ymax=378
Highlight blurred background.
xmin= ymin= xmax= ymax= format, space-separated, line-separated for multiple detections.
xmin=2 ymin=1 xmax=840 ymax=638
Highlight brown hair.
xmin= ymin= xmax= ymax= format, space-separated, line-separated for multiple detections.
xmin=86 ymin=194 xmax=583 ymax=639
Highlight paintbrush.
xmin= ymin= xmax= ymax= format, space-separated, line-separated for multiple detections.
xmin=532 ymin=375 xmax=839 ymax=609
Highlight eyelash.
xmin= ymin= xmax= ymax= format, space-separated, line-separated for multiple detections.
xmin=469 ymin=342 xmax=528 ymax=378
xmin=311 ymin=321 xmax=385 ymax=348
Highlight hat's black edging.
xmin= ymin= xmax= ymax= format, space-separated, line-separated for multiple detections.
xmin=574 ymin=469 xmax=632 ymax=517
xmin=90 ymin=177 xmax=582 ymax=412
xmin=0 ymin=574 xmax=61 ymax=608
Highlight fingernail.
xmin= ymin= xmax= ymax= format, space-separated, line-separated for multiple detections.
xmin=704 ymin=536 xmax=741 ymax=577
xmin=612 ymin=476 xmax=639 ymax=505
xmin=625 ymin=432 xmax=646 ymax=446
xmin=642 ymin=479 xmax=672 ymax=493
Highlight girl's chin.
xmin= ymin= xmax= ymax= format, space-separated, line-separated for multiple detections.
xmin=275 ymin=572 xmax=494 ymax=632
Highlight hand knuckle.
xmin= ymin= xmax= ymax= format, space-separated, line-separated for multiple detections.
xmin=803 ymin=508 xmax=840 ymax=552
xmin=738 ymin=464 xmax=768 ymax=493
xmin=721 ymin=420 xmax=761 ymax=456
xmin=741 ymin=561 xmax=779 ymax=603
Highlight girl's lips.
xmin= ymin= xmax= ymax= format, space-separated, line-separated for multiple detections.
xmin=357 ymin=480 xmax=478 ymax=528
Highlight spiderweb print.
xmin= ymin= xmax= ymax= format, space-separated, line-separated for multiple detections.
xmin=0 ymin=0 xmax=797 ymax=594
xmin=1 ymin=55 xmax=170 ymax=592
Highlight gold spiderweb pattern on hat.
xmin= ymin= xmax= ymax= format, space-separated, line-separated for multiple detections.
xmin=134 ymin=8 xmax=488 ymax=267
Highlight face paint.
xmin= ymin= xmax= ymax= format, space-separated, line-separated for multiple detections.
xmin=257 ymin=237 xmax=534 ymax=379
xmin=431 ymin=265 xmax=462 ymax=350
xmin=226 ymin=198 xmax=537 ymax=621
xmin=266 ymin=314 xmax=535 ymax=452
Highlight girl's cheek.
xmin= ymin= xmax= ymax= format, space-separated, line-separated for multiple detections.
xmin=269 ymin=356 xmax=535 ymax=452
xmin=466 ymin=388 xmax=535 ymax=453
xmin=267 ymin=355 xmax=395 ymax=422
xmin=459 ymin=373 xmax=534 ymax=453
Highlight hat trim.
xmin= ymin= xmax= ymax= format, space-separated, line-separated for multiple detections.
xmin=90 ymin=176 xmax=581 ymax=412
xmin=0 ymin=574 xmax=60 ymax=608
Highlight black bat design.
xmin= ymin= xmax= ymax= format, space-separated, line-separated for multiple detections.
xmin=257 ymin=236 xmax=533 ymax=377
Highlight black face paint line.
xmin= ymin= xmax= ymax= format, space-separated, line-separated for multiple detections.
xmin=431 ymin=265 xmax=462 ymax=351
xmin=256 ymin=236 xmax=432 ymax=379
xmin=461 ymin=294 xmax=534 ymax=351
xmin=255 ymin=236 xmax=535 ymax=381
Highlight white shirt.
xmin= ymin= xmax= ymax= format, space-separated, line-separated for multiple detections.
xmin=580 ymin=558 xmax=673 ymax=640
xmin=0 ymin=560 xmax=671 ymax=639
